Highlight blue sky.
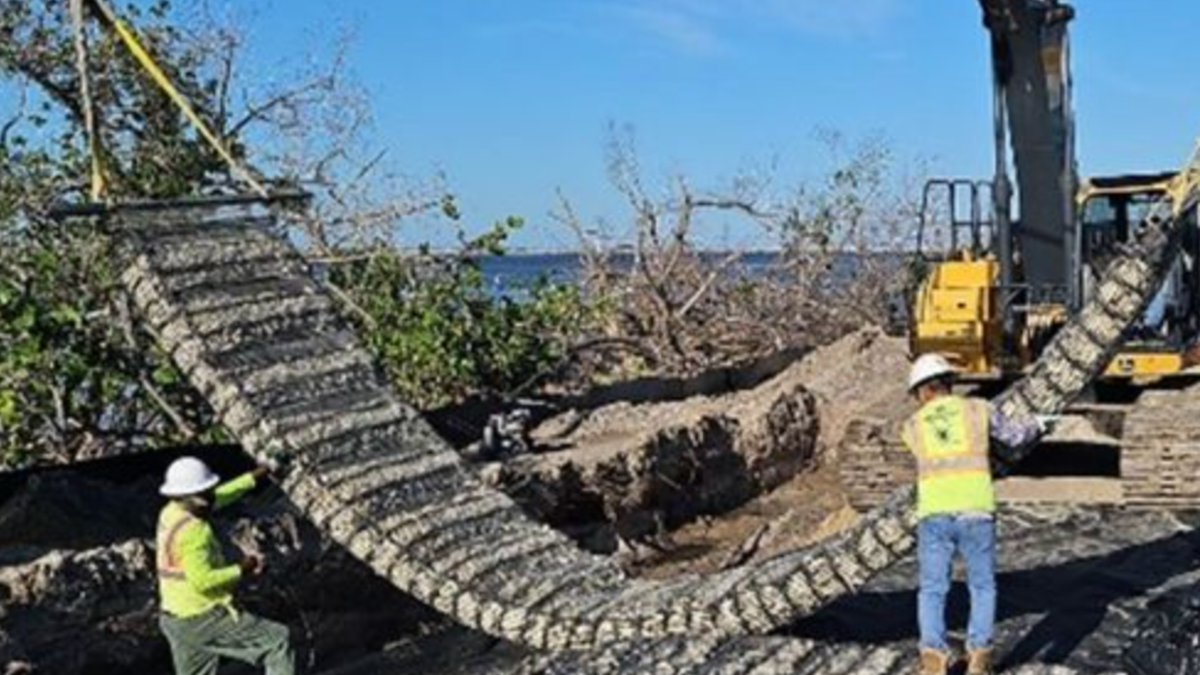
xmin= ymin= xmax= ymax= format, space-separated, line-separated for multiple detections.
xmin=20 ymin=1 xmax=1200 ymax=250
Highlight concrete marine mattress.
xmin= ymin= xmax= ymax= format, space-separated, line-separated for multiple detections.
xmin=90 ymin=193 xmax=1184 ymax=673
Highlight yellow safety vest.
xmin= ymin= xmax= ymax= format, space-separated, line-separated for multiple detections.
xmin=900 ymin=395 xmax=995 ymax=520
xmin=156 ymin=473 xmax=256 ymax=618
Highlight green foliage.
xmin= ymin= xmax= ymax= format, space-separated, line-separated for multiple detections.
xmin=0 ymin=216 xmax=217 ymax=464
xmin=0 ymin=0 xmax=233 ymax=201
xmin=0 ymin=1 xmax=600 ymax=465
xmin=0 ymin=1 xmax=228 ymax=466
xmin=336 ymin=217 xmax=597 ymax=408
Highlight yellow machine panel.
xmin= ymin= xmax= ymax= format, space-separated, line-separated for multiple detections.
xmin=911 ymin=257 xmax=1002 ymax=375
xmin=1104 ymin=352 xmax=1186 ymax=378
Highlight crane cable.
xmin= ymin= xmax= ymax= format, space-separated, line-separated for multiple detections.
xmin=70 ymin=0 xmax=270 ymax=201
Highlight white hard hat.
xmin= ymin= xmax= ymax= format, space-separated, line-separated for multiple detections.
xmin=160 ymin=457 xmax=220 ymax=497
xmin=908 ymin=353 xmax=957 ymax=391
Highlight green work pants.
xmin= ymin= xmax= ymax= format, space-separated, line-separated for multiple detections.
xmin=160 ymin=608 xmax=294 ymax=675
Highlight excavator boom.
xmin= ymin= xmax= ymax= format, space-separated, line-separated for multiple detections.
xmin=979 ymin=0 xmax=1078 ymax=304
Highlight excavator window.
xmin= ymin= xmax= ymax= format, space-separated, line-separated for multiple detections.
xmin=1081 ymin=191 xmax=1164 ymax=268
xmin=1082 ymin=188 xmax=1190 ymax=342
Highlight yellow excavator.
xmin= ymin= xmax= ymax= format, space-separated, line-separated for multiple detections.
xmin=912 ymin=0 xmax=1198 ymax=381
xmin=843 ymin=0 xmax=1200 ymax=509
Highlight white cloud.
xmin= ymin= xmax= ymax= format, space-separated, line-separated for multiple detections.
xmin=608 ymin=0 xmax=905 ymax=55
xmin=613 ymin=2 xmax=728 ymax=55
xmin=751 ymin=0 xmax=905 ymax=39
xmin=471 ymin=18 xmax=596 ymax=41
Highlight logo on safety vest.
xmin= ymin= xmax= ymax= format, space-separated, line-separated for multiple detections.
xmin=924 ymin=405 xmax=961 ymax=447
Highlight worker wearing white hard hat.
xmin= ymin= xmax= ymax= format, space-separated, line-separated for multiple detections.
xmin=902 ymin=354 xmax=1044 ymax=675
xmin=159 ymin=456 xmax=221 ymax=497
xmin=908 ymin=353 xmax=958 ymax=392
xmin=156 ymin=457 xmax=294 ymax=675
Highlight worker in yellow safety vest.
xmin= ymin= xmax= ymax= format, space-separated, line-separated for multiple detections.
xmin=156 ymin=456 xmax=294 ymax=675
xmin=902 ymin=354 xmax=1046 ymax=675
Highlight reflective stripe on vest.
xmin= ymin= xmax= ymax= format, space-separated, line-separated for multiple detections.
xmin=917 ymin=452 xmax=991 ymax=477
xmin=901 ymin=395 xmax=995 ymax=517
xmin=156 ymin=511 xmax=197 ymax=581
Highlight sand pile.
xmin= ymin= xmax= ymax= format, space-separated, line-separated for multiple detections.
xmin=633 ymin=327 xmax=912 ymax=575
xmin=491 ymin=368 xmax=819 ymax=550
xmin=786 ymin=327 xmax=913 ymax=460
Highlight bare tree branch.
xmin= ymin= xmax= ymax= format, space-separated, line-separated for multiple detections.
xmin=227 ymin=74 xmax=335 ymax=138
xmin=676 ymin=251 xmax=742 ymax=320
xmin=138 ymin=375 xmax=197 ymax=439
xmin=558 ymin=126 xmax=919 ymax=378
xmin=0 ymin=84 xmax=27 ymax=152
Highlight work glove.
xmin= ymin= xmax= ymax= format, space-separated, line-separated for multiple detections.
xmin=1035 ymin=414 xmax=1061 ymax=434
xmin=253 ymin=452 xmax=294 ymax=481
xmin=239 ymin=554 xmax=264 ymax=577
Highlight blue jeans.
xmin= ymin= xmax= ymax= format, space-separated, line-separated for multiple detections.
xmin=918 ymin=515 xmax=996 ymax=651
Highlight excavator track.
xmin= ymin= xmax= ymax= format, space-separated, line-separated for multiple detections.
xmin=837 ymin=417 xmax=912 ymax=513
xmin=109 ymin=202 xmax=922 ymax=651
xmin=1122 ymin=384 xmax=1200 ymax=507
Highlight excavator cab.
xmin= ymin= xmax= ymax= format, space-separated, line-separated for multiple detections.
xmin=1080 ymin=173 xmax=1200 ymax=376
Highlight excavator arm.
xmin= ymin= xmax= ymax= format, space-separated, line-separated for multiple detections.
xmin=978 ymin=0 xmax=1079 ymax=305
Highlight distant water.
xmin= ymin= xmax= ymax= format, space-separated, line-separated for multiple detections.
xmin=478 ymin=251 xmax=785 ymax=297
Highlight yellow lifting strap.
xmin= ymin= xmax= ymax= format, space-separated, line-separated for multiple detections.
xmin=69 ymin=0 xmax=106 ymax=201
xmin=72 ymin=0 xmax=270 ymax=200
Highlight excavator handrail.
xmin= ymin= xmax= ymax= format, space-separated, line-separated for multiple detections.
xmin=916 ymin=178 xmax=995 ymax=260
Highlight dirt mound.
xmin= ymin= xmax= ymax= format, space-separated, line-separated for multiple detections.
xmin=782 ymin=327 xmax=912 ymax=459
xmin=492 ymin=368 xmax=819 ymax=548
xmin=632 ymin=328 xmax=911 ymax=575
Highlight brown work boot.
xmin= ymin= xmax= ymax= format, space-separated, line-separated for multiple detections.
xmin=919 ymin=648 xmax=951 ymax=675
xmin=966 ymin=647 xmax=994 ymax=675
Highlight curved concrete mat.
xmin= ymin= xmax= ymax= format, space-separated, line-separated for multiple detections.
xmin=103 ymin=191 xmax=1183 ymax=651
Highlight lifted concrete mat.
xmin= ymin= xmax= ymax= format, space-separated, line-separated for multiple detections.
xmin=93 ymin=195 xmax=1182 ymax=666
